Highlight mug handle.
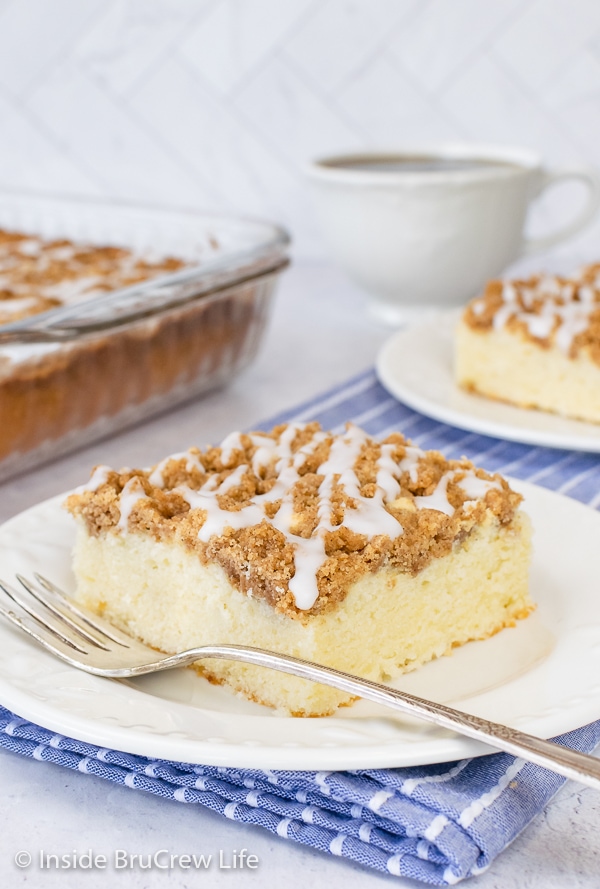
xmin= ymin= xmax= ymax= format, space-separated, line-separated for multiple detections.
xmin=521 ymin=166 xmax=600 ymax=256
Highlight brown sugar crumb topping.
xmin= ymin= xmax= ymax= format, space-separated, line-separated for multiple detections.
xmin=462 ymin=264 xmax=600 ymax=364
xmin=0 ymin=228 xmax=187 ymax=325
xmin=65 ymin=423 xmax=522 ymax=621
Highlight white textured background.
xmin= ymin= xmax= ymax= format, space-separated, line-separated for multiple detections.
xmin=1 ymin=0 xmax=600 ymax=263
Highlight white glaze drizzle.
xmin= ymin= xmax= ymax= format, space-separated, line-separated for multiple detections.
xmin=414 ymin=469 xmax=501 ymax=515
xmin=537 ymin=275 xmax=561 ymax=296
xmin=0 ymin=296 xmax=39 ymax=316
xmin=217 ymin=462 xmax=250 ymax=494
xmin=524 ymin=311 xmax=555 ymax=340
xmin=220 ymin=431 xmax=245 ymax=467
xmin=112 ymin=424 xmax=502 ymax=610
xmin=414 ymin=472 xmax=453 ymax=516
xmin=15 ymin=239 xmax=42 ymax=257
xmin=490 ymin=274 xmax=600 ymax=353
xmin=459 ymin=473 xmax=499 ymax=509
xmin=73 ymin=464 xmax=112 ymax=494
xmin=399 ymin=446 xmax=423 ymax=484
xmin=117 ymin=477 xmax=147 ymax=531
xmin=148 ymin=449 xmax=204 ymax=487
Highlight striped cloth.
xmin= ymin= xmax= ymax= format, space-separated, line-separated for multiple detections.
xmin=2 ymin=367 xmax=600 ymax=886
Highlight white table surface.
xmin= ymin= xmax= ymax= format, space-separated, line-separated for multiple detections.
xmin=0 ymin=262 xmax=599 ymax=889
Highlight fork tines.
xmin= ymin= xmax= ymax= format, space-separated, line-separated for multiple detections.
xmin=0 ymin=573 xmax=134 ymax=662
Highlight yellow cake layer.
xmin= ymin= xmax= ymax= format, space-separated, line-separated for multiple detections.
xmin=72 ymin=511 xmax=532 ymax=717
xmin=456 ymin=320 xmax=600 ymax=424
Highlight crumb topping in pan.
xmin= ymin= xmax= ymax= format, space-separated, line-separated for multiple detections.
xmin=463 ymin=263 xmax=600 ymax=363
xmin=65 ymin=422 xmax=521 ymax=619
xmin=0 ymin=228 xmax=187 ymax=324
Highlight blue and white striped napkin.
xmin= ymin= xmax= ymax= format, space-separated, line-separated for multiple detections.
xmin=2 ymin=368 xmax=600 ymax=886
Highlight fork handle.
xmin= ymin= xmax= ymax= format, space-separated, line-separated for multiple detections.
xmin=152 ymin=644 xmax=600 ymax=791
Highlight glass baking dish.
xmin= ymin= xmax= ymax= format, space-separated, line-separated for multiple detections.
xmin=0 ymin=192 xmax=289 ymax=482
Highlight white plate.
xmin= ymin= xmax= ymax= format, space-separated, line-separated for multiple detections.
xmin=376 ymin=311 xmax=600 ymax=451
xmin=0 ymin=488 xmax=599 ymax=771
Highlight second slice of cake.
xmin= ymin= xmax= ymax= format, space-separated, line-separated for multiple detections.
xmin=65 ymin=422 xmax=533 ymax=716
xmin=456 ymin=264 xmax=600 ymax=423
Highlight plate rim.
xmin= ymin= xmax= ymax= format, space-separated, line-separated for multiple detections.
xmin=0 ymin=485 xmax=599 ymax=770
xmin=376 ymin=311 xmax=600 ymax=452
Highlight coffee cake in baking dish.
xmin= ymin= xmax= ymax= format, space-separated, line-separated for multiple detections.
xmin=456 ymin=264 xmax=600 ymax=423
xmin=65 ymin=422 xmax=533 ymax=716
xmin=0 ymin=216 xmax=283 ymax=480
xmin=0 ymin=227 xmax=186 ymax=324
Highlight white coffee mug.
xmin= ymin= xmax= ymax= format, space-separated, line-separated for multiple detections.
xmin=307 ymin=145 xmax=600 ymax=325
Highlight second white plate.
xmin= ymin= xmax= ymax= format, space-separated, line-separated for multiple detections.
xmin=0 ymin=485 xmax=600 ymax=770
xmin=376 ymin=311 xmax=600 ymax=451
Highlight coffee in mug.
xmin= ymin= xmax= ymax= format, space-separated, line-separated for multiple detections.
xmin=307 ymin=145 xmax=600 ymax=325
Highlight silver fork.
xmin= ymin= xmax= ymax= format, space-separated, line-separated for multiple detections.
xmin=1 ymin=573 xmax=600 ymax=791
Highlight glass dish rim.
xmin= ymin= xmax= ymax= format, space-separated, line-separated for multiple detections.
xmin=0 ymin=190 xmax=290 ymax=340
